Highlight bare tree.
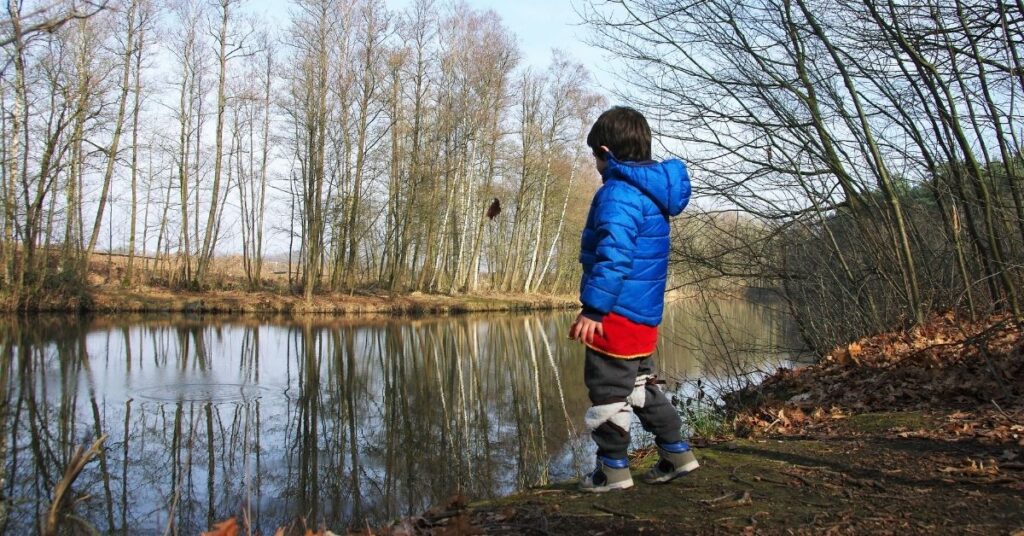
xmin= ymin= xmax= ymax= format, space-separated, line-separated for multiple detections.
xmin=0 ymin=0 xmax=602 ymax=306
xmin=196 ymin=0 xmax=248 ymax=285
xmin=83 ymin=0 xmax=140 ymax=266
xmin=582 ymin=0 xmax=1024 ymax=350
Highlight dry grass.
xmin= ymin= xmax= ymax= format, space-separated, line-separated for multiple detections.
xmin=7 ymin=251 xmax=577 ymax=315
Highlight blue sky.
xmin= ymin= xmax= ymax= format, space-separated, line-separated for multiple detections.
xmin=444 ymin=0 xmax=609 ymax=71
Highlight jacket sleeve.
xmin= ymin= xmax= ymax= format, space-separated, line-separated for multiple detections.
xmin=580 ymin=185 xmax=641 ymax=314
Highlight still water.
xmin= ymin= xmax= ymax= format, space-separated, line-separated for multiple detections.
xmin=0 ymin=299 xmax=793 ymax=534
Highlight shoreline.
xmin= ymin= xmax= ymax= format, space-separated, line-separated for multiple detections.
xmin=1 ymin=287 xmax=579 ymax=316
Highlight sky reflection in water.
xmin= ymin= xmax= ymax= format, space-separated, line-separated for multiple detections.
xmin=0 ymin=300 xmax=794 ymax=534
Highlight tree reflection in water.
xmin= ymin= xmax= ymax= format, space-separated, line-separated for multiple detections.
xmin=0 ymin=302 xmax=791 ymax=534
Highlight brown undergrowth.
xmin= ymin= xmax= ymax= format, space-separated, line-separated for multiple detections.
xmin=727 ymin=311 xmax=1024 ymax=442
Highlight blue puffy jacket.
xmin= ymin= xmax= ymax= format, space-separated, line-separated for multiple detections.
xmin=579 ymin=155 xmax=691 ymax=326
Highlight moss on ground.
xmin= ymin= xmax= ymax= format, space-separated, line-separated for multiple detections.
xmin=845 ymin=411 xmax=934 ymax=434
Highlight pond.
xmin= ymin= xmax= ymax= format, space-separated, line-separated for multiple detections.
xmin=0 ymin=298 xmax=796 ymax=534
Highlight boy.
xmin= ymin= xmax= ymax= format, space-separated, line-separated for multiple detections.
xmin=569 ymin=106 xmax=697 ymax=492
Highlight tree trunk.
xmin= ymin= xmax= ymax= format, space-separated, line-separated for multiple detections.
xmin=85 ymin=0 xmax=139 ymax=260
xmin=5 ymin=0 xmax=27 ymax=293
xmin=126 ymin=7 xmax=146 ymax=286
xmin=197 ymin=0 xmax=233 ymax=284
xmin=534 ymin=154 xmax=580 ymax=292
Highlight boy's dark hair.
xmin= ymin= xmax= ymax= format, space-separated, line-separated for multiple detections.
xmin=587 ymin=106 xmax=652 ymax=162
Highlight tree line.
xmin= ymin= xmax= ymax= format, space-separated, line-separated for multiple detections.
xmin=0 ymin=0 xmax=605 ymax=304
xmin=583 ymin=0 xmax=1024 ymax=352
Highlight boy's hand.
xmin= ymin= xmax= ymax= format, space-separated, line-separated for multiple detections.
xmin=569 ymin=313 xmax=605 ymax=344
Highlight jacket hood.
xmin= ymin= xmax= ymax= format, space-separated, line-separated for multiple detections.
xmin=602 ymin=156 xmax=691 ymax=216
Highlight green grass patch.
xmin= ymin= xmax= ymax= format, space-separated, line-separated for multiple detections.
xmin=681 ymin=405 xmax=727 ymax=440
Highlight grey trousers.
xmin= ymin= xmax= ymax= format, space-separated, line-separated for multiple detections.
xmin=584 ymin=347 xmax=683 ymax=459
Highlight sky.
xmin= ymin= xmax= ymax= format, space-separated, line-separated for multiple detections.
xmin=244 ymin=0 xmax=617 ymax=88
xmin=434 ymin=0 xmax=611 ymax=73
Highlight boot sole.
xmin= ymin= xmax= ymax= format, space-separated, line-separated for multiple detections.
xmin=579 ymin=479 xmax=635 ymax=493
xmin=644 ymin=459 xmax=700 ymax=484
